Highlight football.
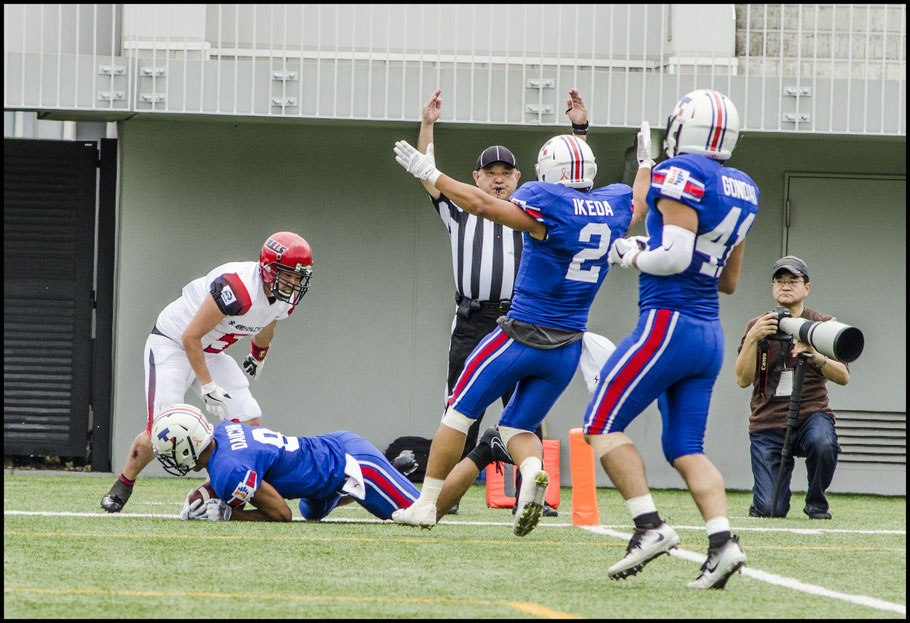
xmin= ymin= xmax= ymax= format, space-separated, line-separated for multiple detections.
xmin=186 ymin=482 xmax=218 ymax=507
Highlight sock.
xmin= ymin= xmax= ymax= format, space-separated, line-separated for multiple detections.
xmin=518 ymin=456 xmax=543 ymax=501
xmin=626 ymin=493 xmax=661 ymax=529
xmin=417 ymin=476 xmax=444 ymax=506
xmin=706 ymin=516 xmax=731 ymax=549
xmin=119 ymin=474 xmax=135 ymax=487
xmin=466 ymin=442 xmax=493 ymax=471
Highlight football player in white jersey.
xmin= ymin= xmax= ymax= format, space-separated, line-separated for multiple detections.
xmin=101 ymin=232 xmax=313 ymax=513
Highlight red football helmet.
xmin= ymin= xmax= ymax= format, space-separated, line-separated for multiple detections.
xmin=259 ymin=232 xmax=313 ymax=305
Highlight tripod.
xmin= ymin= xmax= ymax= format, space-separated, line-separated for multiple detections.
xmin=770 ymin=352 xmax=814 ymax=518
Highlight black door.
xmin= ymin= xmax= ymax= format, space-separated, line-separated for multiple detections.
xmin=4 ymin=138 xmax=116 ymax=468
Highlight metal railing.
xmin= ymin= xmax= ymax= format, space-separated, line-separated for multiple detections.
xmin=4 ymin=4 xmax=906 ymax=135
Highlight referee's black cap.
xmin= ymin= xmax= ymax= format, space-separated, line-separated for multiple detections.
xmin=475 ymin=145 xmax=518 ymax=170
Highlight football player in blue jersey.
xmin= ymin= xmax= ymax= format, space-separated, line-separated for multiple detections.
xmin=392 ymin=123 xmax=652 ymax=537
xmin=584 ymin=89 xmax=758 ymax=589
xmin=149 ymin=404 xmax=421 ymax=522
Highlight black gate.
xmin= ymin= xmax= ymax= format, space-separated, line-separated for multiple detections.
xmin=3 ymin=138 xmax=116 ymax=469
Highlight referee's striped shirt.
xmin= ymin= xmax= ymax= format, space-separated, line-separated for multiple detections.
xmin=432 ymin=193 xmax=523 ymax=301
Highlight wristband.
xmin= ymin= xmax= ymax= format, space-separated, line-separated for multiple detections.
xmin=571 ymin=121 xmax=589 ymax=136
xmin=816 ymin=355 xmax=828 ymax=369
xmin=251 ymin=343 xmax=270 ymax=361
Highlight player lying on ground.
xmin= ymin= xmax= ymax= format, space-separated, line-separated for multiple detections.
xmin=150 ymin=404 xmax=422 ymax=522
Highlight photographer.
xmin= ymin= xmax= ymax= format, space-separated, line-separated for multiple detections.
xmin=734 ymin=256 xmax=849 ymax=519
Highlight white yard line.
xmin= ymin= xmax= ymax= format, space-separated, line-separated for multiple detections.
xmin=3 ymin=510 xmax=906 ymax=536
xmin=582 ymin=525 xmax=906 ymax=616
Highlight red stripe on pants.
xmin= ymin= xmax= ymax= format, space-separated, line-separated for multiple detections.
xmin=589 ymin=310 xmax=672 ymax=434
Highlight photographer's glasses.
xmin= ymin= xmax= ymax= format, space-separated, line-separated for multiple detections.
xmin=772 ymin=278 xmax=804 ymax=287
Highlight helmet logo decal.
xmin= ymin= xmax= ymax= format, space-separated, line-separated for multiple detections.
xmin=265 ymin=237 xmax=288 ymax=261
xmin=560 ymin=168 xmax=569 ymax=180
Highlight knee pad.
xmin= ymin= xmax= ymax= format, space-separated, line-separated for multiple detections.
xmin=499 ymin=425 xmax=534 ymax=446
xmin=441 ymin=408 xmax=474 ymax=434
xmin=585 ymin=432 xmax=633 ymax=460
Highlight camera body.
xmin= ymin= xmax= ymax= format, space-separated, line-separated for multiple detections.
xmin=768 ymin=306 xmax=794 ymax=343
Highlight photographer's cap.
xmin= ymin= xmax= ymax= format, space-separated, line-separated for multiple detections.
xmin=772 ymin=255 xmax=810 ymax=282
xmin=476 ymin=145 xmax=517 ymax=170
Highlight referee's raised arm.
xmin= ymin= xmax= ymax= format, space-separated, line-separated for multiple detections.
xmin=417 ymin=89 xmax=442 ymax=200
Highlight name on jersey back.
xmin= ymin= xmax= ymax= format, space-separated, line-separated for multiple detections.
xmin=226 ymin=423 xmax=248 ymax=450
xmin=721 ymin=175 xmax=758 ymax=205
xmin=572 ymin=198 xmax=614 ymax=217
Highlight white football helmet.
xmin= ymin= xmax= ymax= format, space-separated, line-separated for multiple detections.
xmin=150 ymin=404 xmax=215 ymax=476
xmin=535 ymin=134 xmax=597 ymax=189
xmin=664 ymin=89 xmax=740 ymax=161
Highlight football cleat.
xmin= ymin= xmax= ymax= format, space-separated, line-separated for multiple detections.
xmin=608 ymin=523 xmax=680 ymax=580
xmin=478 ymin=426 xmax=514 ymax=465
xmin=687 ymin=535 xmax=747 ymax=589
xmin=100 ymin=478 xmax=134 ymax=513
xmin=513 ymin=470 xmax=548 ymax=537
xmin=391 ymin=500 xmax=437 ymax=529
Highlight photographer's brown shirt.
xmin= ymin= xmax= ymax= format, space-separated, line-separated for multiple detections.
xmin=738 ymin=307 xmax=846 ymax=434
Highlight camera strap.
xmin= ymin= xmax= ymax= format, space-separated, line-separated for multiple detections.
xmin=757 ymin=339 xmax=786 ymax=399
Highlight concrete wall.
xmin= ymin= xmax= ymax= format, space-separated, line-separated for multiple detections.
xmin=112 ymin=115 xmax=905 ymax=495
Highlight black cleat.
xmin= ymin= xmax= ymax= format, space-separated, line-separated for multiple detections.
xmin=101 ymin=478 xmax=134 ymax=513
xmin=478 ymin=426 xmax=513 ymax=465
xmin=542 ymin=502 xmax=559 ymax=517
xmin=446 ymin=502 xmax=459 ymax=515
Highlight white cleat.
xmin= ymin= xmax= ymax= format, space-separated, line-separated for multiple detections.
xmin=513 ymin=470 xmax=548 ymax=537
xmin=391 ymin=501 xmax=437 ymax=529
xmin=687 ymin=535 xmax=747 ymax=589
xmin=608 ymin=522 xmax=681 ymax=580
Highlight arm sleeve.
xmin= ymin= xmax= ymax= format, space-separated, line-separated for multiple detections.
xmin=635 ymin=224 xmax=695 ymax=275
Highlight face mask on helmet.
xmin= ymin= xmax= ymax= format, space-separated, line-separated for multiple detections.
xmin=259 ymin=232 xmax=314 ymax=305
xmin=534 ymin=135 xmax=597 ymax=189
xmin=664 ymin=89 xmax=740 ymax=161
xmin=150 ymin=404 xmax=214 ymax=476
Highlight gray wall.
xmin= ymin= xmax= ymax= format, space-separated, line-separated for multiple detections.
xmin=113 ymin=115 xmax=905 ymax=494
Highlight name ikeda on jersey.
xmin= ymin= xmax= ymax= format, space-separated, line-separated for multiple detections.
xmin=572 ymin=198 xmax=615 ymax=216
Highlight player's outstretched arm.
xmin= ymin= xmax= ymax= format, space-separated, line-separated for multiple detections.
xmin=566 ymin=88 xmax=588 ymax=143
xmin=230 ymin=480 xmax=292 ymax=522
xmin=626 ymin=122 xmax=654 ymax=234
xmin=394 ymin=139 xmax=546 ymax=239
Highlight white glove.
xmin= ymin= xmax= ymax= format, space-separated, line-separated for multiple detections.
xmin=202 ymin=498 xmax=232 ymax=521
xmin=609 ymin=236 xmax=648 ymax=268
xmin=637 ymin=121 xmax=655 ymax=169
xmin=241 ymin=354 xmax=265 ymax=380
xmin=200 ymin=381 xmax=232 ymax=421
xmin=394 ymin=140 xmax=441 ymax=185
xmin=180 ymin=491 xmax=207 ymax=520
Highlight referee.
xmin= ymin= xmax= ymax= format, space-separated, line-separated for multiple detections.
xmin=414 ymin=88 xmax=591 ymax=515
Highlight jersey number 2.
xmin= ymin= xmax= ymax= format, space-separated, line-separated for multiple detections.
xmin=566 ymin=223 xmax=613 ymax=283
